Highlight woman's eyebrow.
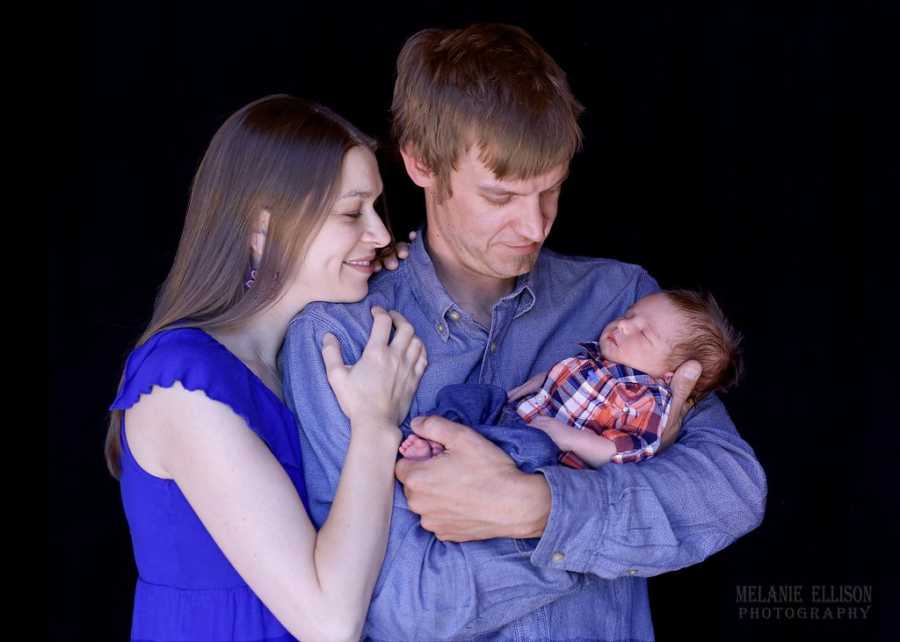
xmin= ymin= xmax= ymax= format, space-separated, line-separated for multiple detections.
xmin=339 ymin=188 xmax=375 ymax=199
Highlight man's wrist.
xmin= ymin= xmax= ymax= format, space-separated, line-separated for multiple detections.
xmin=511 ymin=472 xmax=551 ymax=539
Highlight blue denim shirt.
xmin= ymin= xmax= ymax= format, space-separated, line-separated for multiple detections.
xmin=281 ymin=231 xmax=767 ymax=641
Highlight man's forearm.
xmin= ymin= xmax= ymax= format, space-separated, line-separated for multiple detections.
xmin=531 ymin=395 xmax=767 ymax=579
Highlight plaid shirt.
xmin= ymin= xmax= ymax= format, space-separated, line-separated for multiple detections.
xmin=516 ymin=341 xmax=673 ymax=466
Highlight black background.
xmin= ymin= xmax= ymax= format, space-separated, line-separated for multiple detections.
xmin=53 ymin=1 xmax=890 ymax=640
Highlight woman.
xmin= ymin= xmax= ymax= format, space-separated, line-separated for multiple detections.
xmin=105 ymin=95 xmax=426 ymax=642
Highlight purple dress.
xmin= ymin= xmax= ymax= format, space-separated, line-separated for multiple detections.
xmin=110 ymin=328 xmax=308 ymax=642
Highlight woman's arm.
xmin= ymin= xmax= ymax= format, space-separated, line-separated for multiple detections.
xmin=127 ymin=381 xmax=396 ymax=642
xmin=128 ymin=308 xmax=424 ymax=642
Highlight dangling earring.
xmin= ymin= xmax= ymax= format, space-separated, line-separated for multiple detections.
xmin=244 ymin=265 xmax=258 ymax=290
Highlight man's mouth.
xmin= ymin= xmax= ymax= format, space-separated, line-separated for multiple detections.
xmin=503 ymin=242 xmax=540 ymax=254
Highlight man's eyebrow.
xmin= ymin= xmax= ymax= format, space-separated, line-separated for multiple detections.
xmin=477 ymin=173 xmax=570 ymax=197
xmin=477 ymin=185 xmax=518 ymax=196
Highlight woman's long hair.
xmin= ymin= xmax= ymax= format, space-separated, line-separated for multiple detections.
xmin=105 ymin=95 xmax=382 ymax=478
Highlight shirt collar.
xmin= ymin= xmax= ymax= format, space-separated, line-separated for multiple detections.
xmin=406 ymin=226 xmax=539 ymax=335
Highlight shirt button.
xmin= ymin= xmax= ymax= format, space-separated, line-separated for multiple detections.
xmin=447 ymin=310 xmax=461 ymax=321
xmin=626 ymin=568 xmax=638 ymax=576
xmin=551 ymin=551 xmax=565 ymax=562
xmin=436 ymin=323 xmax=446 ymax=333
xmin=489 ymin=341 xmax=497 ymax=353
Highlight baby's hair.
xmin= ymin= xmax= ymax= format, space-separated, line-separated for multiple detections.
xmin=664 ymin=289 xmax=744 ymax=401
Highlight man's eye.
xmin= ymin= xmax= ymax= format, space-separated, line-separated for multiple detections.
xmin=485 ymin=195 xmax=511 ymax=206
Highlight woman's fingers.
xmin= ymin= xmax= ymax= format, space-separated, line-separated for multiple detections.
xmin=405 ymin=336 xmax=425 ymax=365
xmin=414 ymin=351 xmax=428 ymax=376
xmin=386 ymin=310 xmax=415 ymax=353
xmin=321 ymin=333 xmax=346 ymax=375
xmin=365 ymin=306 xmax=393 ymax=350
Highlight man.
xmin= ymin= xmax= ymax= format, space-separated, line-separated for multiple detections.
xmin=282 ymin=24 xmax=766 ymax=641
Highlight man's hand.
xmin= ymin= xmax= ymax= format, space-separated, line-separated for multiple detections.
xmin=658 ymin=359 xmax=702 ymax=451
xmin=374 ymin=230 xmax=417 ymax=272
xmin=395 ymin=415 xmax=551 ymax=542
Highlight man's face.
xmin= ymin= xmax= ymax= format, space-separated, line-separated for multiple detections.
xmin=425 ymin=145 xmax=569 ymax=281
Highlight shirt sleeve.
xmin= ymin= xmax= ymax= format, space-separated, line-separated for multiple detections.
xmin=533 ymin=395 xmax=766 ymax=578
xmin=281 ymin=311 xmax=586 ymax=641
xmin=530 ymin=269 xmax=766 ymax=579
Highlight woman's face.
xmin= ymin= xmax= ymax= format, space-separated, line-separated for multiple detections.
xmin=288 ymin=146 xmax=391 ymax=305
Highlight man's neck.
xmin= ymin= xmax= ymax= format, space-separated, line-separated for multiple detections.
xmin=426 ymin=234 xmax=515 ymax=328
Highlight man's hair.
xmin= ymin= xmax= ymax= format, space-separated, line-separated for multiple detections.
xmin=664 ymin=290 xmax=744 ymax=401
xmin=392 ymin=24 xmax=584 ymax=200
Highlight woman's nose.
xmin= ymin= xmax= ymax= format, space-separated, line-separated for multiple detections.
xmin=365 ymin=215 xmax=391 ymax=248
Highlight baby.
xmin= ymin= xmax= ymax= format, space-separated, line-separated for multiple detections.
xmin=400 ymin=289 xmax=743 ymax=468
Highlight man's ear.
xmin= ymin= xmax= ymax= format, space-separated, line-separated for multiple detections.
xmin=399 ymin=145 xmax=436 ymax=189
xmin=250 ymin=209 xmax=271 ymax=267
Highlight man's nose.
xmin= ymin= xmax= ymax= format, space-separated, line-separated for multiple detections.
xmin=513 ymin=197 xmax=545 ymax=243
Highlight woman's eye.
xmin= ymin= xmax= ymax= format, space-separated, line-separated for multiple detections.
xmin=343 ymin=211 xmax=362 ymax=219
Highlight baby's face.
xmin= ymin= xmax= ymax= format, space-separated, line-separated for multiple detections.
xmin=598 ymin=293 xmax=684 ymax=379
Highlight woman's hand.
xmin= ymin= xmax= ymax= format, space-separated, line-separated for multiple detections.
xmin=322 ymin=306 xmax=427 ymax=427
xmin=374 ymin=230 xmax=417 ymax=272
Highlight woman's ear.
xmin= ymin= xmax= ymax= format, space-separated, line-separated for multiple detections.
xmin=399 ymin=145 xmax=436 ymax=189
xmin=250 ymin=210 xmax=271 ymax=267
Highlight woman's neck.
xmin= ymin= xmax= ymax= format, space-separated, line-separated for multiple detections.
xmin=209 ymin=299 xmax=300 ymax=379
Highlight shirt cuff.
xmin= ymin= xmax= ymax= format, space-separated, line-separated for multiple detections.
xmin=529 ymin=465 xmax=610 ymax=573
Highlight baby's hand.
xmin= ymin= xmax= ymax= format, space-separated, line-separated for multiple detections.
xmin=507 ymin=371 xmax=548 ymax=401
xmin=527 ymin=415 xmax=569 ymax=443
xmin=399 ymin=434 xmax=445 ymax=460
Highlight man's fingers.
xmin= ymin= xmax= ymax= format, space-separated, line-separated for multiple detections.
xmin=394 ymin=455 xmax=418 ymax=483
xmin=396 ymin=241 xmax=410 ymax=259
xmin=670 ymin=359 xmax=701 ymax=406
xmin=321 ymin=333 xmax=345 ymax=374
xmin=658 ymin=359 xmax=701 ymax=450
xmin=409 ymin=415 xmax=468 ymax=448
xmin=382 ymin=253 xmax=399 ymax=270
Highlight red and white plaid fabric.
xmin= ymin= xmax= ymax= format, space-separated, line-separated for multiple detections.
xmin=517 ymin=342 xmax=673 ymax=466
